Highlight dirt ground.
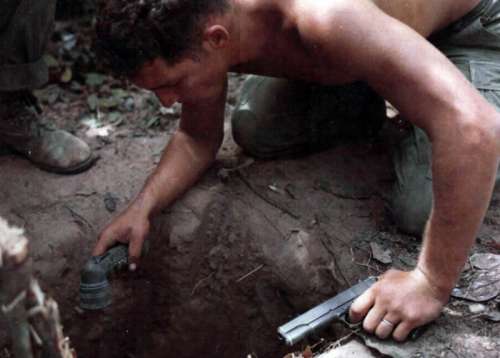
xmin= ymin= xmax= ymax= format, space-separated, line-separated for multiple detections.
xmin=1 ymin=18 xmax=500 ymax=358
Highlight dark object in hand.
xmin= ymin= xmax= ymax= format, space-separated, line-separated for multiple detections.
xmin=79 ymin=244 xmax=129 ymax=310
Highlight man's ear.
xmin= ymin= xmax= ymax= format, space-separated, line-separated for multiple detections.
xmin=204 ymin=25 xmax=230 ymax=49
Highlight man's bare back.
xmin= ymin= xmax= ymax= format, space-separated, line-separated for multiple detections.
xmin=230 ymin=0 xmax=481 ymax=83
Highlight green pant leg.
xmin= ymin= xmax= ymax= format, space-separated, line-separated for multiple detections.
xmin=0 ymin=0 xmax=57 ymax=90
xmin=231 ymin=75 xmax=385 ymax=159
xmin=391 ymin=0 xmax=500 ymax=235
xmin=390 ymin=126 xmax=433 ymax=235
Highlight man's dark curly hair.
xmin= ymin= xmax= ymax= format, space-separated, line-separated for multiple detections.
xmin=95 ymin=0 xmax=230 ymax=76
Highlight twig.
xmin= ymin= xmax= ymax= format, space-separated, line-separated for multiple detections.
xmin=191 ymin=273 xmax=214 ymax=296
xmin=0 ymin=218 xmax=32 ymax=358
xmin=350 ymin=247 xmax=382 ymax=274
xmin=235 ymin=196 xmax=289 ymax=239
xmin=468 ymin=256 xmax=475 ymax=273
xmin=332 ymin=331 xmax=357 ymax=349
xmin=1 ymin=290 xmax=27 ymax=314
xmin=28 ymin=325 xmax=43 ymax=347
xmin=323 ymin=190 xmax=372 ymax=201
xmin=236 ymin=172 xmax=300 ymax=219
xmin=320 ymin=331 xmax=358 ymax=355
xmin=0 ymin=217 xmax=76 ymax=358
xmin=27 ymin=280 xmax=76 ymax=358
xmin=64 ymin=204 xmax=94 ymax=232
xmin=236 ymin=264 xmax=265 ymax=283
xmin=446 ymin=347 xmax=461 ymax=358
xmin=318 ymin=233 xmax=351 ymax=286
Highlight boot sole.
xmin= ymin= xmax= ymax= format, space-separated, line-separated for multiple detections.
xmin=35 ymin=154 xmax=100 ymax=175
xmin=0 ymin=142 xmax=99 ymax=175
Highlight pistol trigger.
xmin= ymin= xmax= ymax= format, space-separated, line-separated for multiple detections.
xmin=340 ymin=313 xmax=362 ymax=330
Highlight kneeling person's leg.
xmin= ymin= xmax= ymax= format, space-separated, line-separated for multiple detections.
xmin=232 ymin=76 xmax=385 ymax=159
xmin=390 ymin=126 xmax=433 ymax=236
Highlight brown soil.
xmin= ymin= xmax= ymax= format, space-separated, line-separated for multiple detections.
xmin=1 ymin=18 xmax=500 ymax=358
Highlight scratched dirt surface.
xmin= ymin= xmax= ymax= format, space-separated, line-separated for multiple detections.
xmin=1 ymin=17 xmax=500 ymax=358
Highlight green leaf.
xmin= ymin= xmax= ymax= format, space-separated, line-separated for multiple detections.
xmin=85 ymin=72 xmax=106 ymax=87
xmin=60 ymin=67 xmax=73 ymax=83
xmin=107 ymin=111 xmax=123 ymax=126
xmin=43 ymin=54 xmax=59 ymax=68
xmin=99 ymin=96 xmax=120 ymax=109
xmin=145 ymin=116 xmax=160 ymax=128
xmin=87 ymin=94 xmax=99 ymax=111
xmin=110 ymin=89 xmax=128 ymax=98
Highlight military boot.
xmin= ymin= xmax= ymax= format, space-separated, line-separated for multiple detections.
xmin=0 ymin=90 xmax=95 ymax=174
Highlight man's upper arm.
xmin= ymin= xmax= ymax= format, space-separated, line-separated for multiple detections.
xmin=306 ymin=0 xmax=491 ymax=137
xmin=178 ymin=78 xmax=227 ymax=155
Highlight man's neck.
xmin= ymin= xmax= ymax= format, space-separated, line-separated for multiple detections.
xmin=226 ymin=0 xmax=278 ymax=67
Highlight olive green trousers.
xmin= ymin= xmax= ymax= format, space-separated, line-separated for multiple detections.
xmin=0 ymin=0 xmax=57 ymax=91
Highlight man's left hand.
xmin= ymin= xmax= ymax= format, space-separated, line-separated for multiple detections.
xmin=349 ymin=268 xmax=449 ymax=341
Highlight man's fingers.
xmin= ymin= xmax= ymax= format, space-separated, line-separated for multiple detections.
xmin=349 ymin=288 xmax=375 ymax=323
xmin=392 ymin=320 xmax=415 ymax=342
xmin=375 ymin=315 xmax=400 ymax=339
xmin=128 ymin=234 xmax=144 ymax=271
xmin=362 ymin=305 xmax=386 ymax=333
xmin=93 ymin=229 xmax=118 ymax=256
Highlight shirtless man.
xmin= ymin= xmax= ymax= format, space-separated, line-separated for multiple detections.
xmin=93 ymin=0 xmax=500 ymax=341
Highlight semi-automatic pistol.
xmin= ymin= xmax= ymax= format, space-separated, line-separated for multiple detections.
xmin=278 ymin=276 xmax=377 ymax=345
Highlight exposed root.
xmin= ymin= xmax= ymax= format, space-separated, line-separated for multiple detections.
xmin=0 ymin=217 xmax=76 ymax=358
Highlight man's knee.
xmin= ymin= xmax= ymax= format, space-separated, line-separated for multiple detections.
xmin=232 ymin=76 xmax=386 ymax=159
xmin=231 ymin=76 xmax=312 ymax=159
xmin=390 ymin=127 xmax=433 ymax=236
xmin=391 ymin=188 xmax=431 ymax=236
xmin=232 ymin=106 xmax=270 ymax=159
xmin=231 ymin=76 xmax=264 ymax=157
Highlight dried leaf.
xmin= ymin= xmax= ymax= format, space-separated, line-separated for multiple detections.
xmin=60 ymin=67 xmax=72 ymax=83
xmin=316 ymin=341 xmax=376 ymax=358
xmin=370 ymin=242 xmax=392 ymax=264
xmin=481 ymin=310 xmax=500 ymax=322
xmin=470 ymin=253 xmax=500 ymax=270
xmin=452 ymin=264 xmax=500 ymax=302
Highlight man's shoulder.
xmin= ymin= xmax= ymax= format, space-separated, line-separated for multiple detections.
xmin=290 ymin=0 xmax=373 ymax=42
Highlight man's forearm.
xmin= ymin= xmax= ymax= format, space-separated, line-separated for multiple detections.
xmin=130 ymin=129 xmax=220 ymax=218
xmin=417 ymin=118 xmax=500 ymax=298
xmin=129 ymin=80 xmax=227 ymax=219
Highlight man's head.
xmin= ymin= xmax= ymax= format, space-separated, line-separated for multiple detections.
xmin=96 ymin=0 xmax=234 ymax=106
xmin=96 ymin=0 xmax=231 ymax=76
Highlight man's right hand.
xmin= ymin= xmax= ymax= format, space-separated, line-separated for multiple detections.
xmin=93 ymin=205 xmax=150 ymax=271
